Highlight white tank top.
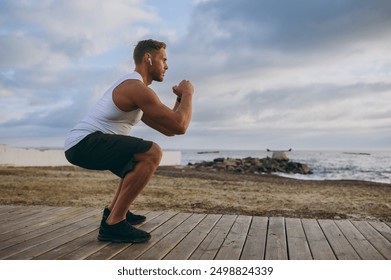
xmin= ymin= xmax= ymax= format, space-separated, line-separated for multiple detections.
xmin=64 ymin=72 xmax=144 ymax=151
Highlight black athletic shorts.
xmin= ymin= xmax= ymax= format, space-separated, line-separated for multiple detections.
xmin=65 ymin=131 xmax=153 ymax=178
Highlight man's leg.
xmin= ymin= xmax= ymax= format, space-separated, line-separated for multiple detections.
xmin=107 ymin=179 xmax=124 ymax=212
xmin=106 ymin=143 xmax=162 ymax=225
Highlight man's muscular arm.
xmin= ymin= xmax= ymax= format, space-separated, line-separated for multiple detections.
xmin=141 ymin=114 xmax=176 ymax=136
xmin=141 ymin=80 xmax=193 ymax=135
xmin=141 ymin=93 xmax=182 ymax=136
xmin=114 ymin=79 xmax=194 ymax=135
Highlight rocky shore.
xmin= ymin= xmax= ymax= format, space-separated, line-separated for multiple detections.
xmin=188 ymin=156 xmax=312 ymax=175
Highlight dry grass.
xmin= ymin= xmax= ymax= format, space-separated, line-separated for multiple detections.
xmin=0 ymin=166 xmax=390 ymax=221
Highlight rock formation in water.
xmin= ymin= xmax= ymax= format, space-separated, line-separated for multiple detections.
xmin=188 ymin=157 xmax=312 ymax=175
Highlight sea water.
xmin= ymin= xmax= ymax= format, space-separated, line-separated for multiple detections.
xmin=179 ymin=150 xmax=391 ymax=184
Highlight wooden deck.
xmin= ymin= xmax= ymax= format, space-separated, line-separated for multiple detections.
xmin=0 ymin=205 xmax=390 ymax=260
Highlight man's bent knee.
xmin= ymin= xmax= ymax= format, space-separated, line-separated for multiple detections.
xmin=148 ymin=143 xmax=163 ymax=165
xmin=134 ymin=143 xmax=162 ymax=166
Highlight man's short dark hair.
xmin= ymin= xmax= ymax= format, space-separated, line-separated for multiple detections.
xmin=133 ymin=39 xmax=166 ymax=65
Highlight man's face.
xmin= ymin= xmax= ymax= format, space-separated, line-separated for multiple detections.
xmin=150 ymin=48 xmax=168 ymax=82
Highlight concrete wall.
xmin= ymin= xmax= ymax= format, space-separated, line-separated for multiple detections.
xmin=0 ymin=144 xmax=181 ymax=167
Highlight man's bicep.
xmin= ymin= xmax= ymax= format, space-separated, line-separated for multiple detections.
xmin=136 ymin=88 xmax=177 ymax=127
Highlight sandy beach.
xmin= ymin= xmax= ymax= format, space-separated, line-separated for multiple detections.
xmin=0 ymin=165 xmax=390 ymax=222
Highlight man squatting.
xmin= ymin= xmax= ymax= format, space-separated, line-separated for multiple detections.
xmin=64 ymin=39 xmax=194 ymax=243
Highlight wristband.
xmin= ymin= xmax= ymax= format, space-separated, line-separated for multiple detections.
xmin=176 ymin=97 xmax=182 ymax=103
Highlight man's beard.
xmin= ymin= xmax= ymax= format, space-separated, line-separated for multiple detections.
xmin=152 ymin=71 xmax=164 ymax=82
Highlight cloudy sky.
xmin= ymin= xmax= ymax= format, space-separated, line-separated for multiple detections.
xmin=1 ymin=0 xmax=391 ymax=151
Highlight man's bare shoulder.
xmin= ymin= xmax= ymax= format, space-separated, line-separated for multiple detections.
xmin=113 ymin=78 xmax=158 ymax=111
xmin=117 ymin=78 xmax=145 ymax=91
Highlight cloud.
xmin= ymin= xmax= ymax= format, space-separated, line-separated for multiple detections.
xmin=1 ymin=0 xmax=390 ymax=150
xmin=158 ymin=0 xmax=391 ymax=149
xmin=0 ymin=0 xmax=162 ymax=146
xmin=187 ymin=0 xmax=391 ymax=50
xmin=176 ymin=0 xmax=391 ymax=78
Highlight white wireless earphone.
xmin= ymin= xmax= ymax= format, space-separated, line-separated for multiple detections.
xmin=148 ymin=57 xmax=152 ymax=66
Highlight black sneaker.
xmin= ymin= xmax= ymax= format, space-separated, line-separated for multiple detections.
xmin=98 ymin=220 xmax=151 ymax=243
xmin=103 ymin=207 xmax=146 ymax=225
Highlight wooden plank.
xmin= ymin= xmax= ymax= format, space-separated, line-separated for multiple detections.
xmin=57 ymin=232 xmax=109 ymax=260
xmin=189 ymin=215 xmax=236 ymax=260
xmin=301 ymin=219 xmax=335 ymax=260
xmin=34 ymin=229 xmax=100 ymax=260
xmin=0 ymin=206 xmax=53 ymax=226
xmin=83 ymin=211 xmax=165 ymax=260
xmin=368 ymin=221 xmax=391 ymax=242
xmin=1 ymin=206 xmax=388 ymax=261
xmin=59 ymin=210 xmax=156 ymax=260
xmin=318 ymin=220 xmax=360 ymax=260
xmin=0 ymin=205 xmax=19 ymax=215
xmin=215 ymin=215 xmax=252 ymax=260
xmin=0 ymin=207 xmax=71 ymax=243
xmin=265 ymin=217 xmax=288 ymax=260
xmin=37 ymin=210 xmax=152 ymax=260
xmin=0 ymin=206 xmax=46 ymax=221
xmin=164 ymin=214 xmax=221 ymax=260
xmin=241 ymin=216 xmax=268 ymax=260
xmin=0 ymin=207 xmax=77 ymax=239
xmin=28 ymin=224 xmax=99 ymax=260
xmin=0 ymin=207 xmax=85 ymax=237
xmin=285 ymin=218 xmax=312 ymax=260
xmin=112 ymin=212 xmax=187 ymax=260
xmin=5 ymin=214 xmax=100 ymax=259
xmin=352 ymin=221 xmax=391 ymax=259
xmin=335 ymin=220 xmax=384 ymax=260
xmin=0 ymin=209 xmax=100 ymax=259
xmin=0 ymin=205 xmax=38 ymax=215
xmin=0 ymin=207 xmax=88 ymax=255
xmin=0 ymin=206 xmax=24 ymax=218
xmin=138 ymin=213 xmax=205 ymax=260
xmin=0 ymin=208 xmax=99 ymax=251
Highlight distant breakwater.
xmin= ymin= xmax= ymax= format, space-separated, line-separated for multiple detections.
xmin=188 ymin=157 xmax=312 ymax=175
